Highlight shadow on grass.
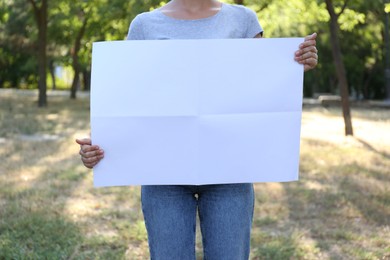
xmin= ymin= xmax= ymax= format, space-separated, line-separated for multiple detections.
xmin=355 ymin=137 xmax=390 ymax=160
xmin=0 ymin=160 xmax=87 ymax=258
xmin=0 ymin=95 xmax=132 ymax=259
xmin=0 ymin=147 xmax=132 ymax=259
xmin=0 ymin=95 xmax=89 ymax=138
xmin=281 ymin=138 xmax=389 ymax=259
xmin=251 ymin=136 xmax=389 ymax=259
xmin=338 ymin=174 xmax=390 ymax=226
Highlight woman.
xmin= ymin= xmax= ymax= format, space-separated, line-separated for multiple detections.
xmin=77 ymin=0 xmax=318 ymax=259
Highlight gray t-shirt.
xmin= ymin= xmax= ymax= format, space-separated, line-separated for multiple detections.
xmin=126 ymin=3 xmax=263 ymax=40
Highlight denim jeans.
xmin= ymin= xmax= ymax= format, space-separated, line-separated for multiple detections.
xmin=141 ymin=184 xmax=254 ymax=260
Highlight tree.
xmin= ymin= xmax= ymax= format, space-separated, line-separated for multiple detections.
xmin=70 ymin=11 xmax=88 ymax=99
xmin=384 ymin=0 xmax=390 ymax=100
xmin=0 ymin=1 xmax=35 ymax=88
xmin=28 ymin=0 xmax=48 ymax=107
xmin=325 ymin=0 xmax=353 ymax=136
xmin=60 ymin=0 xmax=162 ymax=98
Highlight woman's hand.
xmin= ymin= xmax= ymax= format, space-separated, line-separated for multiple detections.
xmin=295 ymin=33 xmax=318 ymax=72
xmin=76 ymin=138 xmax=104 ymax=169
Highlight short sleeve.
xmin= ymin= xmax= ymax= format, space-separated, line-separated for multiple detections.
xmin=126 ymin=15 xmax=145 ymax=40
xmin=245 ymin=8 xmax=263 ymax=38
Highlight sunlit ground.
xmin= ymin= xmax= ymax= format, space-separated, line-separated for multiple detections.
xmin=0 ymin=89 xmax=389 ymax=259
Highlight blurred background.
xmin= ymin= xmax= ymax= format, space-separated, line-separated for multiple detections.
xmin=2 ymin=0 xmax=390 ymax=102
xmin=0 ymin=0 xmax=389 ymax=259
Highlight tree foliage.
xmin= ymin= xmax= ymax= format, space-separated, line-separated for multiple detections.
xmin=0 ymin=0 xmax=388 ymax=101
xmin=0 ymin=0 xmax=37 ymax=88
xmin=241 ymin=0 xmax=386 ymax=99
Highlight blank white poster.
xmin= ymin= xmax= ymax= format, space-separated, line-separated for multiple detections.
xmin=91 ymin=38 xmax=304 ymax=187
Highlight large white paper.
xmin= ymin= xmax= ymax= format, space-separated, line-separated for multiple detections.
xmin=91 ymin=38 xmax=304 ymax=187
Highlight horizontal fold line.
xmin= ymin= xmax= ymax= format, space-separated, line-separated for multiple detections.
xmin=91 ymin=110 xmax=302 ymax=119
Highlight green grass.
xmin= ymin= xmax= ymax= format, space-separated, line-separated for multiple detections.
xmin=0 ymin=90 xmax=389 ymax=259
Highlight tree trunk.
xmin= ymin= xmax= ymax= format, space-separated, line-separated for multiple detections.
xmin=70 ymin=66 xmax=80 ymax=99
xmin=70 ymin=16 xmax=88 ymax=99
xmin=384 ymin=0 xmax=390 ymax=100
xmin=325 ymin=0 xmax=353 ymax=136
xmin=234 ymin=0 xmax=244 ymax=5
xmin=82 ymin=68 xmax=91 ymax=91
xmin=49 ymin=59 xmax=56 ymax=90
xmin=29 ymin=0 xmax=48 ymax=107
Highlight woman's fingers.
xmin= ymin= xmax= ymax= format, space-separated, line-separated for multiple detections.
xmin=81 ymin=154 xmax=102 ymax=164
xmin=79 ymin=144 xmax=100 ymax=154
xmin=295 ymin=53 xmax=318 ymax=66
xmin=299 ymin=39 xmax=316 ymax=49
xmin=83 ymin=161 xmax=97 ymax=169
xmin=76 ymin=138 xmax=104 ymax=169
xmin=303 ymin=58 xmax=318 ymax=71
xmin=295 ymin=33 xmax=318 ymax=71
xmin=304 ymin=32 xmax=317 ymax=41
xmin=80 ymin=149 xmax=104 ymax=168
xmin=80 ymin=147 xmax=104 ymax=164
xmin=79 ymin=148 xmax=104 ymax=159
xmin=296 ymin=51 xmax=318 ymax=62
xmin=295 ymin=45 xmax=318 ymax=56
xmin=76 ymin=138 xmax=92 ymax=145
xmin=299 ymin=33 xmax=317 ymax=50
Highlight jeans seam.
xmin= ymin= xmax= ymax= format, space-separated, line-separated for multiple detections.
xmin=198 ymin=197 xmax=208 ymax=260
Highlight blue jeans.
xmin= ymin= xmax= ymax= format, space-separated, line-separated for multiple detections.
xmin=141 ymin=184 xmax=254 ymax=260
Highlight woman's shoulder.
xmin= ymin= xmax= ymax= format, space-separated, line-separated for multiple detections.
xmin=128 ymin=10 xmax=160 ymax=40
xmin=133 ymin=8 xmax=162 ymax=22
xmin=221 ymin=3 xmax=257 ymax=17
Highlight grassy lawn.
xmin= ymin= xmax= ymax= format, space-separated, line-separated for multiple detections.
xmin=0 ymin=90 xmax=389 ymax=259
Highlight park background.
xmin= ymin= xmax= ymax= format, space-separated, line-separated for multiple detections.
xmin=0 ymin=0 xmax=389 ymax=259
